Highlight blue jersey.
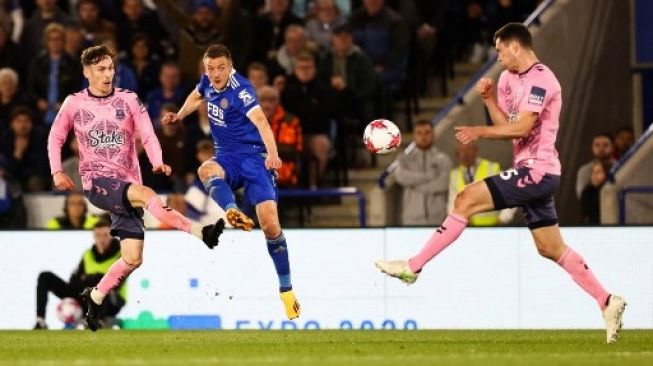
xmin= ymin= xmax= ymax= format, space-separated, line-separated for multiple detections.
xmin=197 ymin=70 xmax=265 ymax=155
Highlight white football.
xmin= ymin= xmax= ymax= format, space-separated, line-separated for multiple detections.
xmin=363 ymin=119 xmax=401 ymax=155
xmin=56 ymin=297 xmax=83 ymax=325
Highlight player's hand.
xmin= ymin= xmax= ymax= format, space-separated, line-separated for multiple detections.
xmin=455 ymin=126 xmax=481 ymax=145
xmin=265 ymin=154 xmax=282 ymax=170
xmin=53 ymin=171 xmax=76 ymax=191
xmin=476 ymin=78 xmax=494 ymax=99
xmin=152 ymin=164 xmax=172 ymax=176
xmin=161 ymin=112 xmax=179 ymax=125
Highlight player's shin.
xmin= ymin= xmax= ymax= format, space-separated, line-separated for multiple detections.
xmin=408 ymin=213 xmax=468 ymax=273
xmin=92 ymin=258 xmax=137 ymax=305
xmin=557 ymin=247 xmax=610 ymax=309
xmin=266 ymin=232 xmax=292 ymax=292
xmin=145 ymin=196 xmax=199 ymax=235
xmin=204 ymin=176 xmax=237 ymax=210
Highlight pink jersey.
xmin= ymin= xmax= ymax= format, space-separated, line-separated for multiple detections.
xmin=497 ymin=63 xmax=562 ymax=175
xmin=48 ymin=88 xmax=163 ymax=190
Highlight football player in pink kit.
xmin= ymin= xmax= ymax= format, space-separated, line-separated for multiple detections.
xmin=375 ymin=23 xmax=626 ymax=343
xmin=48 ymin=45 xmax=225 ymax=331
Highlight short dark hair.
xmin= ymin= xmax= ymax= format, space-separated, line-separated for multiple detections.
xmin=615 ymin=126 xmax=634 ymax=135
xmin=494 ymin=22 xmax=533 ymax=49
xmin=593 ymin=132 xmax=614 ymax=141
xmin=333 ymin=24 xmax=353 ymax=36
xmin=247 ymin=61 xmax=268 ymax=74
xmin=93 ymin=219 xmax=111 ymax=229
xmin=414 ymin=119 xmax=432 ymax=129
xmin=295 ymin=51 xmax=315 ymax=64
xmin=81 ymin=45 xmax=116 ymax=66
xmin=9 ymin=106 xmax=34 ymax=122
xmin=204 ymin=44 xmax=232 ymax=60
xmin=77 ymin=0 xmax=99 ymax=9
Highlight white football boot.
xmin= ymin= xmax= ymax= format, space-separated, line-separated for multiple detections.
xmin=602 ymin=295 xmax=627 ymax=344
xmin=374 ymin=260 xmax=419 ymax=285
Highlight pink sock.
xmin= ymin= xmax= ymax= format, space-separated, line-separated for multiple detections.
xmin=408 ymin=214 xmax=468 ymax=272
xmin=557 ymin=247 xmax=610 ymax=310
xmin=96 ymin=258 xmax=136 ymax=295
xmin=145 ymin=196 xmax=192 ymax=233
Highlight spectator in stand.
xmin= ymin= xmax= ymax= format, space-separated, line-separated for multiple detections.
xmin=116 ymin=0 xmax=169 ymax=58
xmin=486 ymin=0 xmax=527 ymax=37
xmin=395 ymin=120 xmax=451 ymax=226
xmin=0 ymin=20 xmax=24 ymax=80
xmin=318 ymin=24 xmax=376 ymax=126
xmin=258 ymin=85 xmax=303 ymax=188
xmin=157 ymin=0 xmax=222 ymax=82
xmin=252 ymin=0 xmax=304 ymax=67
xmin=46 ymin=191 xmax=100 ymax=229
xmin=580 ymin=160 xmax=613 ymax=225
xmin=247 ymin=62 xmax=270 ymax=91
xmin=76 ymin=0 xmax=115 ymax=46
xmin=276 ymin=24 xmax=314 ymax=76
xmin=283 ymin=52 xmax=342 ymax=188
xmin=62 ymin=134 xmax=82 ymax=189
xmin=146 ymin=62 xmax=185 ymax=126
xmin=156 ymin=103 xmax=187 ymax=192
xmin=64 ymin=23 xmax=85 ymax=59
xmin=305 ymin=0 xmax=346 ymax=55
xmin=576 ymin=133 xmax=616 ymax=199
xmin=34 ymin=220 xmax=125 ymax=330
xmin=0 ymin=107 xmax=50 ymax=192
xmin=0 ymin=153 xmax=27 ymax=229
xmin=613 ymin=126 xmax=635 ymax=160
xmin=1 ymin=0 xmax=24 ymax=44
xmin=348 ymin=0 xmax=409 ymax=86
xmin=0 ymin=68 xmax=29 ymax=130
xmin=125 ymin=34 xmax=161 ymax=100
xmin=447 ymin=141 xmax=514 ymax=226
xmin=27 ymin=23 xmax=82 ymax=126
xmin=20 ymin=0 xmax=71 ymax=61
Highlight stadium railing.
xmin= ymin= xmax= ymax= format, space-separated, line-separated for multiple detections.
xmin=377 ymin=0 xmax=556 ymax=188
xmin=278 ymin=187 xmax=367 ymax=227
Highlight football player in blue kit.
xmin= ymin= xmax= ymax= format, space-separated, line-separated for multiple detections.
xmin=162 ymin=44 xmax=300 ymax=320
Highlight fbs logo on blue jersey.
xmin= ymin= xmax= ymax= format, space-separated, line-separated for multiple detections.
xmin=238 ymin=90 xmax=255 ymax=107
xmin=528 ymin=86 xmax=546 ymax=106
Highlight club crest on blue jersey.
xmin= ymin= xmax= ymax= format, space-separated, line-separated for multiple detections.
xmin=238 ymin=90 xmax=255 ymax=107
xmin=220 ymin=98 xmax=229 ymax=109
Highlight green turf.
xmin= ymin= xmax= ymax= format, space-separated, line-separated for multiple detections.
xmin=1 ymin=330 xmax=652 ymax=366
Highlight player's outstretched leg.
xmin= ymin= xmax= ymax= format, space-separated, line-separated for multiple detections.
xmin=257 ymin=201 xmax=300 ymax=319
xmin=200 ymin=162 xmax=254 ymax=231
xmin=129 ymin=184 xmax=225 ymax=248
xmin=533 ymin=226 xmax=627 ymax=343
xmin=376 ymin=181 xmax=493 ymax=284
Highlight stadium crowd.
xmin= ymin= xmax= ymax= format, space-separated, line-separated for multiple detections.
xmin=5 ymin=0 xmax=634 ymax=229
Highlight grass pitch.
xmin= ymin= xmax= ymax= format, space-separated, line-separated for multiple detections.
xmin=1 ymin=330 xmax=652 ymax=365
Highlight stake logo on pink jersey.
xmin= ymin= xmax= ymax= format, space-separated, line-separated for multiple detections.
xmin=48 ymin=88 xmax=163 ymax=191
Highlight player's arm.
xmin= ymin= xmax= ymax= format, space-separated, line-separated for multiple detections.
xmin=455 ymin=111 xmax=538 ymax=144
xmin=48 ymin=96 xmax=75 ymax=190
xmin=477 ymin=77 xmax=510 ymax=126
xmin=248 ymin=107 xmax=282 ymax=170
xmin=162 ymin=89 xmax=204 ymax=125
xmin=132 ymin=95 xmax=171 ymax=175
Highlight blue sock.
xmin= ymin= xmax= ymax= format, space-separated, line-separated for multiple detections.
xmin=267 ymin=232 xmax=292 ymax=292
xmin=204 ymin=176 xmax=237 ymax=210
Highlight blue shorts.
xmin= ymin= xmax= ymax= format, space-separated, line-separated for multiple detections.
xmin=484 ymin=167 xmax=560 ymax=230
xmin=85 ymin=177 xmax=145 ymax=240
xmin=216 ymin=153 xmax=277 ymax=206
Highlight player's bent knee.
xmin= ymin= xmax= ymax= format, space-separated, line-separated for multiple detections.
xmin=122 ymin=255 xmax=143 ymax=268
xmin=536 ymin=244 xmax=557 ymax=260
xmin=128 ymin=184 xmax=156 ymax=207
xmin=198 ymin=161 xmax=224 ymax=181
xmin=453 ymin=190 xmax=473 ymax=216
